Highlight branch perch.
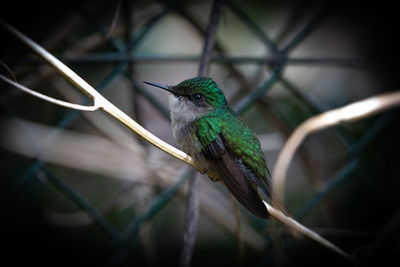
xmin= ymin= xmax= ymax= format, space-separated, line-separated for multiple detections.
xmin=0 ymin=20 xmax=197 ymax=171
xmin=264 ymin=201 xmax=354 ymax=262
xmin=1 ymin=20 xmax=356 ymax=261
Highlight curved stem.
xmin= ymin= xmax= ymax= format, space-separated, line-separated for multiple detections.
xmin=0 ymin=74 xmax=99 ymax=111
xmin=272 ymin=90 xmax=400 ymax=206
xmin=263 ymin=201 xmax=354 ymax=262
xmin=0 ymin=19 xmax=199 ymax=171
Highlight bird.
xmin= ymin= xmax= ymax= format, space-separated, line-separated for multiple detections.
xmin=144 ymin=77 xmax=271 ymax=218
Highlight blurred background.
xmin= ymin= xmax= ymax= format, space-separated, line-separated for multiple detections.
xmin=0 ymin=0 xmax=399 ymax=266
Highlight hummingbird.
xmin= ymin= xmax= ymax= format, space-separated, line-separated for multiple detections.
xmin=144 ymin=77 xmax=271 ymax=218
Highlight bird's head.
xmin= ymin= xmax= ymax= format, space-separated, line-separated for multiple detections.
xmin=144 ymin=77 xmax=228 ymax=113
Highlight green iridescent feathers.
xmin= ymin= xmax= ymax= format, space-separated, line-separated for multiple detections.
xmin=195 ymin=110 xmax=268 ymax=180
xmin=145 ymin=77 xmax=271 ymax=217
xmin=174 ymin=77 xmax=269 ymax=190
xmin=173 ymin=77 xmax=227 ymax=108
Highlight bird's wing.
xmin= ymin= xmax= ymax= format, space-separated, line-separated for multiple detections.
xmin=222 ymin=111 xmax=272 ymax=197
xmin=196 ymin=117 xmax=269 ymax=218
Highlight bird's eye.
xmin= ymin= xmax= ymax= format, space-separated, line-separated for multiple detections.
xmin=191 ymin=94 xmax=203 ymax=102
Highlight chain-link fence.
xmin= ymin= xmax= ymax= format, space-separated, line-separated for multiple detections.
xmin=1 ymin=1 xmax=399 ymax=266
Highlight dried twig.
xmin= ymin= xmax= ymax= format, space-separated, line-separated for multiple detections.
xmin=0 ymin=19 xmax=358 ymax=262
xmin=272 ymin=91 xmax=400 ymax=206
xmin=0 ymin=74 xmax=99 ymax=111
xmin=0 ymin=20 xmax=197 ymax=171
xmin=263 ymin=201 xmax=354 ymax=262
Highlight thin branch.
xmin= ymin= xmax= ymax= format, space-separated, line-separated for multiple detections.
xmin=0 ymin=21 xmax=101 ymax=103
xmin=0 ymin=74 xmax=99 ymax=111
xmin=272 ymin=90 xmax=400 ymax=208
xmin=294 ymin=113 xmax=391 ymax=220
xmin=263 ymin=201 xmax=354 ymax=262
xmin=0 ymin=20 xmax=198 ymax=172
xmin=1 ymin=19 xmax=364 ymax=262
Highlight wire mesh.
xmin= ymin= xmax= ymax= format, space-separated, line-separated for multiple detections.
xmin=1 ymin=1 xmax=399 ymax=267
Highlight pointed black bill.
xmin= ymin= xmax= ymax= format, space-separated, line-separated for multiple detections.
xmin=143 ymin=81 xmax=174 ymax=94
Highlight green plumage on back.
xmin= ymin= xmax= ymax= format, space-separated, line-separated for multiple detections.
xmin=196 ymin=107 xmax=269 ymax=181
xmin=144 ymin=77 xmax=271 ymax=218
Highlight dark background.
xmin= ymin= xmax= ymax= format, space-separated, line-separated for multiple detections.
xmin=1 ymin=1 xmax=399 ymax=266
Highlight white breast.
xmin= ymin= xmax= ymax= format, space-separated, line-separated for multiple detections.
xmin=168 ymin=95 xmax=206 ymax=157
xmin=169 ymin=95 xmax=197 ymax=127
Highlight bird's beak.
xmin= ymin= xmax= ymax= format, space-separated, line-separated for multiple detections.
xmin=143 ymin=81 xmax=174 ymax=94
